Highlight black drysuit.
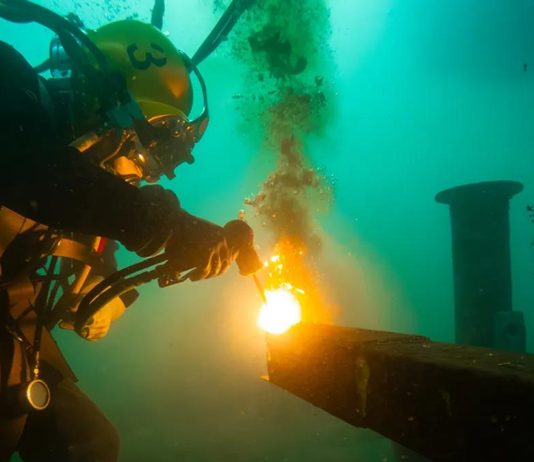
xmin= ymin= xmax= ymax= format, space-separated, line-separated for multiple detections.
xmin=0 ymin=41 xmax=178 ymax=461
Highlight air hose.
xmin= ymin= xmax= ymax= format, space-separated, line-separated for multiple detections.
xmin=0 ymin=0 xmax=109 ymax=73
xmin=75 ymin=219 xmax=263 ymax=338
xmin=192 ymin=0 xmax=256 ymax=67
xmin=74 ymin=253 xmax=177 ymax=338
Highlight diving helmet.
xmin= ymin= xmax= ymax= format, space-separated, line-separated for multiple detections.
xmin=88 ymin=20 xmax=209 ymax=180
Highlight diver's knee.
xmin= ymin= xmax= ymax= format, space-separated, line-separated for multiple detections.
xmin=107 ymin=421 xmax=120 ymax=462
xmin=91 ymin=420 xmax=120 ymax=462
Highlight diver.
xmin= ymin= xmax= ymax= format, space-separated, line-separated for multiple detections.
xmin=0 ymin=0 xmax=258 ymax=460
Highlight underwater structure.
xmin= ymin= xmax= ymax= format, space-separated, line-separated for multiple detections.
xmin=436 ymin=181 xmax=526 ymax=351
xmin=263 ymin=181 xmax=532 ymax=461
xmin=266 ymin=323 xmax=534 ymax=461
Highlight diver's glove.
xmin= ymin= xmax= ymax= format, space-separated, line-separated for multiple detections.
xmin=165 ymin=214 xmax=238 ymax=281
xmin=122 ymin=185 xmax=238 ymax=280
xmin=74 ymin=291 xmax=126 ymax=341
xmin=59 ymin=276 xmax=126 ymax=341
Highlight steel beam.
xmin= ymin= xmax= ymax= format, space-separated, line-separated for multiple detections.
xmin=266 ymin=323 xmax=534 ymax=461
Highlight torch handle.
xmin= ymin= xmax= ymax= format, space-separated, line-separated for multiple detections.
xmin=223 ymin=220 xmax=263 ymax=276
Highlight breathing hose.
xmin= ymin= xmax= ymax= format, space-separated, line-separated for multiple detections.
xmin=192 ymin=0 xmax=255 ymax=67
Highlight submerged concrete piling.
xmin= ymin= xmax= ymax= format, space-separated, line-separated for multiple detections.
xmin=436 ymin=181 xmax=525 ymax=350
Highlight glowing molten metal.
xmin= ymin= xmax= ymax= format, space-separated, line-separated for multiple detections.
xmin=257 ymin=285 xmax=302 ymax=335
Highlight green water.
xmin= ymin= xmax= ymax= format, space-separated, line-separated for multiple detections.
xmin=2 ymin=0 xmax=533 ymax=460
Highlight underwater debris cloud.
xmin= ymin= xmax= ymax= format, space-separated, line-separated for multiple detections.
xmin=222 ymin=0 xmax=336 ymax=324
xmin=244 ymin=138 xmax=327 ymax=255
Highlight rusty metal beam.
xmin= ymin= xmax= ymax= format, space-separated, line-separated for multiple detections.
xmin=266 ymin=323 xmax=534 ymax=461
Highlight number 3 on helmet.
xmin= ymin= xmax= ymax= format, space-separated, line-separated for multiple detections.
xmin=90 ymin=20 xmax=209 ymax=180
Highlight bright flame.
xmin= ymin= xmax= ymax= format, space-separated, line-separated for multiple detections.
xmin=257 ymin=286 xmax=302 ymax=335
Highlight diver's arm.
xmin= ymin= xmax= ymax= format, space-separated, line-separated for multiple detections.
xmin=0 ymin=40 xmax=178 ymax=253
xmin=0 ymin=41 xmax=234 ymax=277
xmin=0 ymin=143 xmax=236 ymax=279
xmin=0 ymin=142 xmax=180 ymax=253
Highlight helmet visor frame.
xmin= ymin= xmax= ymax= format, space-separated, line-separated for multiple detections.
xmin=137 ymin=63 xmax=210 ymax=180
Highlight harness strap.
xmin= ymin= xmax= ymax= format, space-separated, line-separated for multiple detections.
xmin=52 ymin=238 xmax=110 ymax=274
xmin=0 ymin=210 xmax=105 ymax=386
xmin=6 ymin=277 xmax=77 ymax=383
xmin=0 ymin=208 xmax=27 ymax=276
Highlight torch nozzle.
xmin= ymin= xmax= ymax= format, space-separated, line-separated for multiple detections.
xmin=253 ymin=274 xmax=267 ymax=304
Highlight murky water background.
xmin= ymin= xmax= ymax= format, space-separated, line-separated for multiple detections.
xmin=2 ymin=0 xmax=533 ymax=460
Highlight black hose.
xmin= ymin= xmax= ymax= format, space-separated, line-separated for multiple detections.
xmin=0 ymin=0 xmax=128 ymax=108
xmin=192 ymin=0 xmax=255 ymax=67
xmin=75 ymin=220 xmax=259 ymax=335
xmin=74 ymin=253 xmax=168 ymax=333
xmin=76 ymin=269 xmax=160 ymax=337
xmin=151 ymin=0 xmax=165 ymax=30
xmin=34 ymin=57 xmax=50 ymax=73
xmin=0 ymin=1 xmax=32 ymax=23
xmin=0 ymin=0 xmax=109 ymax=71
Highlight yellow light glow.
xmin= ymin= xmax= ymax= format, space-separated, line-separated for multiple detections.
xmin=257 ymin=287 xmax=302 ymax=335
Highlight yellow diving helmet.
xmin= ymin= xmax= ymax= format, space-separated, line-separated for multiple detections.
xmin=89 ymin=20 xmax=192 ymax=120
xmin=89 ymin=20 xmax=209 ymax=180
xmin=2 ymin=0 xmax=254 ymax=180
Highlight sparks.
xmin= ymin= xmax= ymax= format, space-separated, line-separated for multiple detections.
xmin=257 ymin=285 xmax=302 ymax=335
